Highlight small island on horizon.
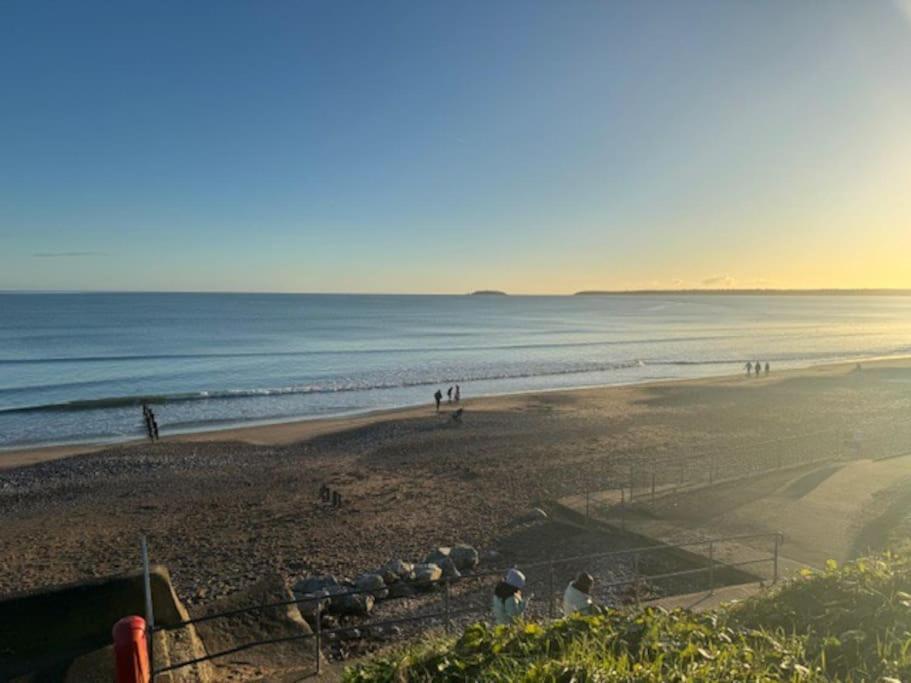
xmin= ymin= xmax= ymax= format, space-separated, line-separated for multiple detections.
xmin=470 ymin=290 xmax=508 ymax=296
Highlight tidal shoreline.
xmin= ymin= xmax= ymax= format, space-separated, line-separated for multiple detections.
xmin=1 ymin=355 xmax=907 ymax=471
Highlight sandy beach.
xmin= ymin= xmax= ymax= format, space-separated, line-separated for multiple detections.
xmin=2 ymin=358 xmax=910 ymax=606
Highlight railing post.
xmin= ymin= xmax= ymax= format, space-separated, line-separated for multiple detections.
xmin=141 ymin=536 xmax=155 ymax=681
xmin=708 ymin=541 xmax=715 ymax=593
xmin=548 ymin=561 xmax=555 ymax=619
xmin=444 ymin=578 xmax=451 ymax=633
xmin=773 ymin=532 xmax=781 ymax=584
xmin=315 ymin=607 xmax=322 ymax=675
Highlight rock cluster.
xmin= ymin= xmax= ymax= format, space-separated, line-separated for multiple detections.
xmin=290 ymin=543 xmax=480 ymax=627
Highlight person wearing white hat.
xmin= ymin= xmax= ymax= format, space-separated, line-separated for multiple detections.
xmin=492 ymin=568 xmax=527 ymax=625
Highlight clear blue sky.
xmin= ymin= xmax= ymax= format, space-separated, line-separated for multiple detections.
xmin=3 ymin=1 xmax=911 ymax=293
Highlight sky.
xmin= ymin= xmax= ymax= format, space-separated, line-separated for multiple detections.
xmin=2 ymin=1 xmax=911 ymax=294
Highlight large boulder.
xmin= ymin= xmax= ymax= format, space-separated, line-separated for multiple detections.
xmin=450 ymin=544 xmax=479 ymax=571
xmin=424 ymin=547 xmax=451 ymax=566
xmin=355 ymin=573 xmax=389 ymax=599
xmin=292 ymin=589 xmax=332 ymax=625
xmin=330 ymin=591 xmax=375 ymax=616
xmin=382 ymin=559 xmax=414 ymax=583
xmin=387 ymin=582 xmax=416 ymax=599
xmin=438 ymin=557 xmax=461 ymax=580
xmin=411 ymin=563 xmax=442 ymax=587
xmin=292 ymin=575 xmax=340 ymax=595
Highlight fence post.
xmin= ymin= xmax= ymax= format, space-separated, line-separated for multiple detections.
xmin=548 ymin=561 xmax=555 ymax=619
xmin=315 ymin=607 xmax=322 ymax=675
xmin=141 ymin=536 xmax=155 ymax=680
xmin=708 ymin=541 xmax=715 ymax=593
xmin=444 ymin=578 xmax=452 ymax=633
xmin=773 ymin=532 xmax=781 ymax=584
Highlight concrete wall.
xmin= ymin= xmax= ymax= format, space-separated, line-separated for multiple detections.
xmin=0 ymin=565 xmax=187 ymax=680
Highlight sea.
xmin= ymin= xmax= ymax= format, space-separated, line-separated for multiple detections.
xmin=1 ymin=292 xmax=910 ymax=450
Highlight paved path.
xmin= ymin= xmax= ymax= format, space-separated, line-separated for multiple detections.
xmin=646 ymin=582 xmax=765 ymax=613
xmin=557 ymin=455 xmax=911 ymax=585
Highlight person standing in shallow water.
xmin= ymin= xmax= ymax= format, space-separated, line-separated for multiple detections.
xmin=454 ymin=385 xmax=460 ymax=402
xmin=755 ymin=362 xmax=761 ymax=377
xmin=746 ymin=361 xmax=753 ymax=376
xmin=434 ymin=389 xmax=443 ymax=412
xmin=447 ymin=386 xmax=453 ymax=403
xmin=765 ymin=362 xmax=770 ymax=375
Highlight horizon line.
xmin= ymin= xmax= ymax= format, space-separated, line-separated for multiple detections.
xmin=3 ymin=287 xmax=911 ymax=297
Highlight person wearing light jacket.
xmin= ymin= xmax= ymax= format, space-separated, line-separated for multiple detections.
xmin=563 ymin=572 xmax=595 ymax=616
xmin=492 ymin=568 xmax=527 ymax=625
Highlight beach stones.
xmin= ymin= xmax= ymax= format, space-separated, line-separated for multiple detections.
xmin=355 ymin=572 xmax=389 ymax=599
xmin=450 ymin=544 xmax=479 ymax=570
xmin=411 ymin=563 xmax=442 ymax=586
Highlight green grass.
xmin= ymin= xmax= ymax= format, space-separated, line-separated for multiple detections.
xmin=344 ymin=551 xmax=911 ymax=682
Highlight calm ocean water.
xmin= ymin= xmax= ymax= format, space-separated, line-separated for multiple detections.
xmin=1 ymin=293 xmax=910 ymax=449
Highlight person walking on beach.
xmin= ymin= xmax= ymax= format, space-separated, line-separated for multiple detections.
xmin=492 ymin=568 xmax=527 ymax=625
xmin=765 ymin=362 xmax=770 ymax=375
xmin=745 ymin=361 xmax=753 ymax=376
xmin=454 ymin=385 xmax=461 ymax=402
xmin=755 ymin=361 xmax=761 ymax=377
xmin=563 ymin=572 xmax=596 ymax=616
xmin=434 ymin=389 xmax=443 ymax=412
xmin=147 ymin=408 xmax=160 ymax=441
xmin=447 ymin=386 xmax=453 ymax=403
xmin=142 ymin=404 xmax=154 ymax=440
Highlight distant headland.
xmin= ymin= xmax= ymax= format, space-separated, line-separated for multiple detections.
xmin=470 ymin=290 xmax=508 ymax=296
xmin=575 ymin=289 xmax=911 ymax=296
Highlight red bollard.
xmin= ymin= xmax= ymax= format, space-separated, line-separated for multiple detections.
xmin=113 ymin=615 xmax=150 ymax=683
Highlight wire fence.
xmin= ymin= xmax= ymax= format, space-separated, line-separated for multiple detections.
xmin=142 ymin=532 xmax=784 ymax=680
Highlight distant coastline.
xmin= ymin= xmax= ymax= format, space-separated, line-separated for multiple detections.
xmin=575 ymin=288 xmax=911 ymax=296
xmin=470 ymin=290 xmax=508 ymax=296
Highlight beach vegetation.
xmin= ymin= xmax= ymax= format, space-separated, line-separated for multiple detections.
xmin=344 ymin=549 xmax=911 ymax=681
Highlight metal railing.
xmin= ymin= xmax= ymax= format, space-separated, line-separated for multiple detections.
xmin=141 ymin=531 xmax=784 ymax=679
xmin=568 ymin=418 xmax=911 ymax=523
